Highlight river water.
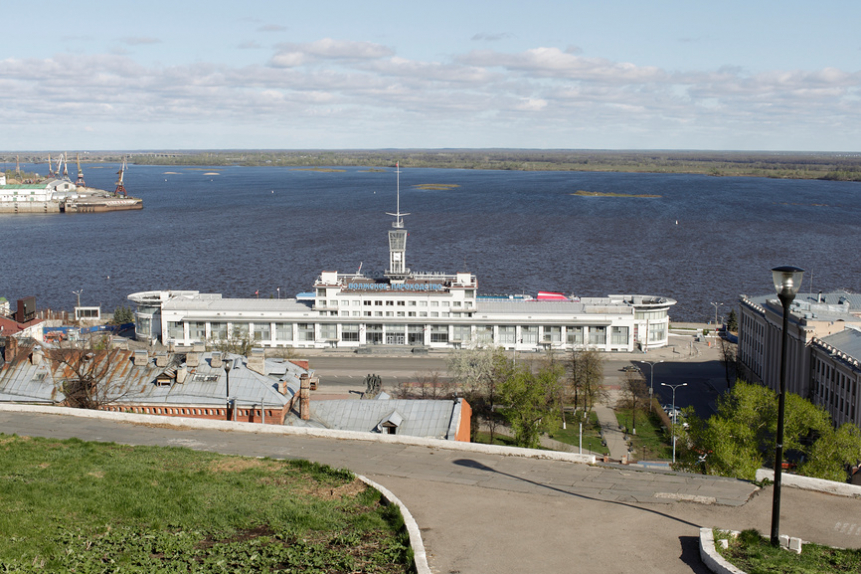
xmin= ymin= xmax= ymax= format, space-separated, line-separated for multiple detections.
xmin=2 ymin=163 xmax=859 ymax=322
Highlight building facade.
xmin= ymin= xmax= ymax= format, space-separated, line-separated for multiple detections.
xmin=810 ymin=329 xmax=861 ymax=428
xmin=130 ymin=167 xmax=677 ymax=352
xmin=739 ymin=290 xmax=861 ymax=402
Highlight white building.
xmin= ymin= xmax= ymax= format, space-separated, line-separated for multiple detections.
xmin=130 ymin=168 xmax=676 ymax=352
xmin=810 ymin=329 xmax=861 ymax=428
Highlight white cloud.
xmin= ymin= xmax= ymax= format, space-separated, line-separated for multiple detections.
xmin=2 ymin=41 xmax=860 ymax=150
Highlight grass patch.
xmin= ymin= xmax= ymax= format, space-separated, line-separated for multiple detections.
xmin=715 ymin=529 xmax=861 ymax=573
xmin=473 ymin=431 xmax=519 ymax=446
xmin=547 ymin=410 xmax=609 ymax=455
xmin=0 ymin=435 xmax=412 ymax=573
xmin=615 ymin=407 xmax=673 ymax=460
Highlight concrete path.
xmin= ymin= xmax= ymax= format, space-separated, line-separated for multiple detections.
xmin=593 ymin=401 xmax=629 ymax=461
xmin=3 ymin=410 xmax=861 ymax=574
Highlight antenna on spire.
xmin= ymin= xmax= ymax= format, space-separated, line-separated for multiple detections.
xmin=385 ymin=161 xmax=410 ymax=228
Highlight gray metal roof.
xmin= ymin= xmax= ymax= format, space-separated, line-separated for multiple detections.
xmin=285 ymin=398 xmax=462 ymax=440
xmin=163 ymin=297 xmax=312 ymax=313
xmin=744 ymin=291 xmax=861 ymax=324
xmin=0 ymin=344 xmax=305 ymax=409
xmin=819 ymin=328 xmax=861 ymax=361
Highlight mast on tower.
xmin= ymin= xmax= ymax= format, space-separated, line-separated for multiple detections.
xmin=75 ymin=154 xmax=86 ymax=187
xmin=385 ymin=162 xmax=411 ymax=281
xmin=114 ymin=159 xmax=127 ymax=196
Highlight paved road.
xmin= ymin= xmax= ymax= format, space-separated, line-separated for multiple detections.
xmin=3 ymin=410 xmax=861 ymax=574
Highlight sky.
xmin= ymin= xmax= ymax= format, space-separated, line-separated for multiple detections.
xmin=2 ymin=0 xmax=860 ymax=151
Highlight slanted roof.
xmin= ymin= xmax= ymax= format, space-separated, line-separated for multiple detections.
xmin=285 ymin=398 xmax=462 ymax=440
xmin=819 ymin=328 xmax=861 ymax=362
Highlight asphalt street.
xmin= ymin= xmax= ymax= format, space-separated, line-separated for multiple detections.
xmin=4 ymin=409 xmax=860 ymax=573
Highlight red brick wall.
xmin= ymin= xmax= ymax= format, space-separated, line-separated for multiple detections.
xmin=100 ymin=404 xmax=285 ymax=425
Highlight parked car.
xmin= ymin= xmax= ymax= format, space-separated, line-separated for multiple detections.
xmin=622 ymin=365 xmax=641 ymax=373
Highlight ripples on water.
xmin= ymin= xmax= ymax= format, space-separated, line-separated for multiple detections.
xmin=2 ymin=164 xmax=859 ymax=322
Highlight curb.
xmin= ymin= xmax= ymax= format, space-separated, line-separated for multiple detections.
xmin=358 ymin=475 xmax=430 ymax=574
xmin=0 ymin=404 xmax=597 ymax=465
xmin=699 ymin=528 xmax=746 ymax=574
xmin=755 ymin=469 xmax=861 ymax=498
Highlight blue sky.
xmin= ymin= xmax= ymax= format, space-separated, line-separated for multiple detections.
xmin=2 ymin=1 xmax=859 ymax=151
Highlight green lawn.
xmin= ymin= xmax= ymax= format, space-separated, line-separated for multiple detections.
xmin=547 ymin=410 xmax=609 ymax=455
xmin=715 ymin=529 xmax=861 ymax=573
xmin=0 ymin=435 xmax=412 ymax=573
xmin=614 ymin=407 xmax=673 ymax=460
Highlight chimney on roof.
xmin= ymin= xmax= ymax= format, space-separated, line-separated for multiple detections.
xmin=155 ymin=352 xmax=168 ymax=367
xmin=210 ymin=352 xmax=223 ymax=369
xmin=177 ymin=365 xmax=187 ymax=384
xmin=299 ymin=374 xmax=311 ymax=420
xmin=247 ymin=348 xmax=266 ymax=375
xmin=818 ymin=291 xmax=823 ymax=303
xmin=277 ymin=380 xmax=288 ymax=395
xmin=31 ymin=346 xmax=43 ymax=365
xmin=193 ymin=341 xmax=205 ymax=352
xmin=186 ymin=351 xmax=200 ymax=368
xmin=4 ymin=337 xmax=18 ymax=363
xmin=133 ymin=349 xmax=149 ymax=367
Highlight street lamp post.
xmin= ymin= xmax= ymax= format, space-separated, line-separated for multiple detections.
xmin=710 ymin=302 xmax=723 ymax=328
xmin=661 ymin=381 xmax=687 ymax=464
xmin=770 ymin=266 xmax=804 ymax=547
xmin=637 ymin=360 xmax=664 ymax=411
xmin=223 ymin=356 xmax=232 ymax=422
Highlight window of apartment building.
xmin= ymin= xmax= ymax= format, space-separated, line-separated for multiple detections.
xmin=366 ymin=324 xmax=383 ymax=344
xmin=211 ymin=322 xmax=228 ymax=341
xmin=230 ymin=323 xmax=249 ymax=340
xmin=189 ymin=322 xmax=206 ymax=341
xmin=476 ymin=325 xmax=494 ymax=344
xmin=167 ymin=321 xmax=184 ymax=340
xmin=253 ymin=323 xmax=271 ymax=341
xmin=452 ymin=325 xmax=471 ymax=342
xmin=498 ymin=326 xmax=516 ymax=345
xmin=320 ymin=324 xmax=337 ymax=340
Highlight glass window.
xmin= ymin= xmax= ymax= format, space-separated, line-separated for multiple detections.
xmin=419 ymin=301 xmax=428 ymax=307
xmin=189 ymin=321 xmax=206 ymax=341
xmin=211 ymin=322 xmax=228 ymax=340
xmin=168 ymin=321 xmax=184 ymax=340
xmin=275 ymin=323 xmax=293 ymax=341
xmin=543 ymin=326 xmax=561 ymax=343
xmin=476 ymin=325 xmax=494 ymax=344
xmin=297 ymin=323 xmax=314 ymax=341
xmin=430 ymin=301 xmax=439 ymax=307
xmin=589 ymin=326 xmax=606 ymax=345
xmin=567 ymin=326 xmax=584 ymax=345
xmin=366 ymin=323 xmax=383 ymax=344
xmin=397 ymin=301 xmax=405 ymax=306
xmin=230 ymin=323 xmax=249 ymax=339
xmin=408 ymin=301 xmax=417 ymax=306
xmin=611 ymin=326 xmax=628 ymax=345
xmin=430 ymin=325 xmax=449 ymax=343
xmin=320 ymin=324 xmax=337 ymax=340
xmin=452 ymin=325 xmax=471 ymax=342
xmin=499 ymin=326 xmax=516 ymax=344
xmin=648 ymin=324 xmax=666 ymax=342
xmin=253 ymin=323 xmax=271 ymax=341
xmin=341 ymin=324 xmax=360 ymax=342
xmin=521 ymin=326 xmax=538 ymax=344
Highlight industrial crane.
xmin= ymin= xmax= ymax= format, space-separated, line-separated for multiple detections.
xmin=75 ymin=154 xmax=86 ymax=187
xmin=114 ymin=159 xmax=127 ymax=196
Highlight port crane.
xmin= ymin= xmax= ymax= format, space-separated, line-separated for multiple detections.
xmin=114 ymin=159 xmax=127 ymax=196
xmin=75 ymin=154 xmax=86 ymax=187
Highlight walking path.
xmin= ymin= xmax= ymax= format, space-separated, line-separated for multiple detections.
xmin=593 ymin=400 xmax=630 ymax=461
xmin=4 ymin=408 xmax=861 ymax=574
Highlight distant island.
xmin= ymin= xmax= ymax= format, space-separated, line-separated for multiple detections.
xmin=413 ymin=183 xmax=460 ymax=191
xmin=572 ymin=190 xmax=661 ymax=198
xmin=289 ymin=167 xmax=346 ymax=173
xmin=5 ymin=150 xmax=861 ymax=182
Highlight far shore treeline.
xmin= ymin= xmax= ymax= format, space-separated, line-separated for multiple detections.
xmin=3 ymin=149 xmax=861 ymax=181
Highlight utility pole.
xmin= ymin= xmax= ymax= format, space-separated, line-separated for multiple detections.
xmin=72 ymin=289 xmax=83 ymax=308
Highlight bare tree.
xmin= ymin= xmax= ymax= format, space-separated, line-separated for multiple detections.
xmin=619 ymin=371 xmax=649 ymax=434
xmin=46 ymin=347 xmax=135 ymax=409
xmin=394 ymin=371 xmax=456 ymax=400
xmin=568 ymin=348 xmax=606 ymax=414
xmin=718 ymin=337 xmax=738 ymax=388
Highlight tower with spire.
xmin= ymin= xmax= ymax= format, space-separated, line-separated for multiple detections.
xmin=385 ymin=162 xmax=410 ymax=282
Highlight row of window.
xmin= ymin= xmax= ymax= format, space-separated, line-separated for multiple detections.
xmin=103 ymin=406 xmax=277 ymax=417
xmin=319 ymin=299 xmax=471 ymax=308
xmin=168 ymin=321 xmax=640 ymax=346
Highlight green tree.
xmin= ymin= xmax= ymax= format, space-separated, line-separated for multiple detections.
xmin=447 ymin=346 xmax=513 ymax=442
xmin=726 ymin=309 xmax=738 ymax=332
xmin=499 ymin=363 xmax=564 ymax=448
xmin=619 ymin=371 xmax=648 ymax=434
xmin=110 ymin=306 xmax=135 ymax=326
xmin=676 ymin=380 xmax=861 ymax=481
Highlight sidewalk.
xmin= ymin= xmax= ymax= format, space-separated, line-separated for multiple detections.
xmin=592 ymin=400 xmax=629 ymax=461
